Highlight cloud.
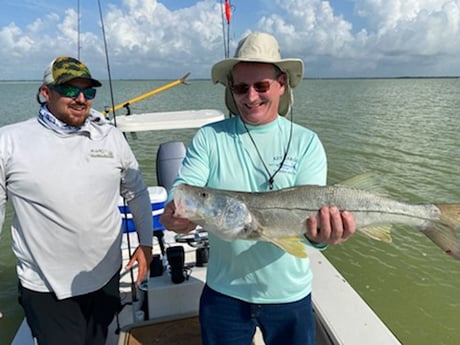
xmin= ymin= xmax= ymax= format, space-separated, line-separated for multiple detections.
xmin=0 ymin=10 xmax=82 ymax=80
xmin=255 ymin=0 xmax=460 ymax=77
xmin=0 ymin=0 xmax=226 ymax=80
xmin=355 ymin=0 xmax=460 ymax=76
xmin=1 ymin=0 xmax=460 ymax=79
xmin=259 ymin=1 xmax=355 ymax=56
xmin=102 ymin=0 xmax=223 ymax=78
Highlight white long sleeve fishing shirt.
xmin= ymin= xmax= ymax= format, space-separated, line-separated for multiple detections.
xmin=0 ymin=109 xmax=152 ymax=299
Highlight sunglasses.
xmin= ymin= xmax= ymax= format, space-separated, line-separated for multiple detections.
xmin=230 ymin=80 xmax=277 ymax=95
xmin=50 ymin=84 xmax=97 ymax=100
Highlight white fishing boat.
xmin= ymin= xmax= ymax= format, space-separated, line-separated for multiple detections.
xmin=11 ymin=104 xmax=402 ymax=345
xmin=12 ymin=228 xmax=402 ymax=345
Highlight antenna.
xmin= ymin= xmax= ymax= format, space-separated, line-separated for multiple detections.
xmin=97 ymin=0 xmax=117 ymax=125
xmin=77 ymin=0 xmax=81 ymax=59
xmin=97 ymin=0 xmax=137 ymax=300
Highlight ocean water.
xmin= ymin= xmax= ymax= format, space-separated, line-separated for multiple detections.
xmin=0 ymin=78 xmax=459 ymax=344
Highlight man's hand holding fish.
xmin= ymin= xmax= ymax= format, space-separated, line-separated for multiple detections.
xmin=161 ymin=200 xmax=197 ymax=234
xmin=306 ymin=206 xmax=356 ymax=245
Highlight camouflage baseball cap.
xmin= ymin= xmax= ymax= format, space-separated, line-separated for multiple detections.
xmin=43 ymin=56 xmax=102 ymax=87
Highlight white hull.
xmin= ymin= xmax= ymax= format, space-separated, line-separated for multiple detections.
xmin=114 ymin=109 xmax=225 ymax=132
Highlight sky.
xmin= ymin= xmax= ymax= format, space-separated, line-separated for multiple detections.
xmin=1 ymin=0 xmax=460 ymax=80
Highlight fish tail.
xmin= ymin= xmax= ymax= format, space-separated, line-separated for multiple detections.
xmin=436 ymin=204 xmax=460 ymax=230
xmin=423 ymin=204 xmax=460 ymax=260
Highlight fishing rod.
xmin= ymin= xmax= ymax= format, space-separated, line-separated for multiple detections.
xmin=97 ymin=0 xmax=118 ymax=126
xmin=77 ymin=0 xmax=81 ymax=59
xmin=101 ymin=72 xmax=191 ymax=116
xmin=96 ymin=0 xmax=139 ymax=308
xmin=95 ymin=0 xmax=191 ymax=310
xmin=220 ymin=0 xmax=232 ymax=58
xmin=221 ymin=0 xmax=234 ymax=120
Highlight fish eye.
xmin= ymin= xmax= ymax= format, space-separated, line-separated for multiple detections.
xmin=199 ymin=191 xmax=208 ymax=199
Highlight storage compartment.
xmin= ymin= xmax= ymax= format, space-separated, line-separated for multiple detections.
xmin=147 ymin=266 xmax=206 ymax=320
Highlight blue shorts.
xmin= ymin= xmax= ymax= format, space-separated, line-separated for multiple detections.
xmin=199 ymin=284 xmax=315 ymax=345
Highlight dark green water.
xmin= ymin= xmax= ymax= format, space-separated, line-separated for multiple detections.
xmin=1 ymin=78 xmax=459 ymax=344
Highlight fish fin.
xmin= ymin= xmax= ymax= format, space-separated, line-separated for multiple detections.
xmin=261 ymin=235 xmax=308 ymax=259
xmin=337 ymin=173 xmax=386 ymax=195
xmin=359 ymin=225 xmax=393 ymax=243
xmin=338 ymin=173 xmax=375 ymax=188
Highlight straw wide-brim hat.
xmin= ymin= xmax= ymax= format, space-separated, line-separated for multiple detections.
xmin=211 ymin=32 xmax=304 ymax=116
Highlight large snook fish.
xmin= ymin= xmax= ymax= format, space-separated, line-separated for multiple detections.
xmin=173 ymin=175 xmax=460 ymax=260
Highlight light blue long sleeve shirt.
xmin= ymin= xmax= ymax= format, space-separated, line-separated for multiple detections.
xmin=172 ymin=115 xmax=327 ymax=303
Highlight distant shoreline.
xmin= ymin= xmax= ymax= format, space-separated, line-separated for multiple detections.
xmin=306 ymin=76 xmax=460 ymax=80
xmin=1 ymin=76 xmax=459 ymax=83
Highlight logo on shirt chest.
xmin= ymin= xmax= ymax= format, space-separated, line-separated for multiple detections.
xmin=89 ymin=148 xmax=114 ymax=159
xmin=270 ymin=155 xmax=297 ymax=174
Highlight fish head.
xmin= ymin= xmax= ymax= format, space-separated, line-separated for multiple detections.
xmin=173 ymin=184 xmax=257 ymax=240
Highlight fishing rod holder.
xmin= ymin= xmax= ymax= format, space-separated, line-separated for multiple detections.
xmin=175 ymin=228 xmax=209 ymax=267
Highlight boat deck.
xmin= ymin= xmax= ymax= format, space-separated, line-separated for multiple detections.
xmin=12 ymin=230 xmax=401 ymax=345
xmin=118 ymin=313 xmax=337 ymax=345
xmin=119 ymin=316 xmax=201 ymax=345
xmin=118 ymin=314 xmax=339 ymax=345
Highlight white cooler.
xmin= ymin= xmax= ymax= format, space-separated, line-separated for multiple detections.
xmin=118 ymin=186 xmax=167 ymax=233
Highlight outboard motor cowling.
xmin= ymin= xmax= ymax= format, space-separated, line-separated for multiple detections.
xmin=156 ymin=141 xmax=186 ymax=191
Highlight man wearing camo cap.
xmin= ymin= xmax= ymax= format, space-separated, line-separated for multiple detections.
xmin=0 ymin=56 xmax=153 ymax=345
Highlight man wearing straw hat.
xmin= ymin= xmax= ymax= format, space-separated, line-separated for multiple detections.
xmin=161 ymin=32 xmax=356 ymax=344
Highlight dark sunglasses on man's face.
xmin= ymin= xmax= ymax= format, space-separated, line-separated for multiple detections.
xmin=230 ymin=80 xmax=277 ymax=95
xmin=49 ymin=84 xmax=97 ymax=100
